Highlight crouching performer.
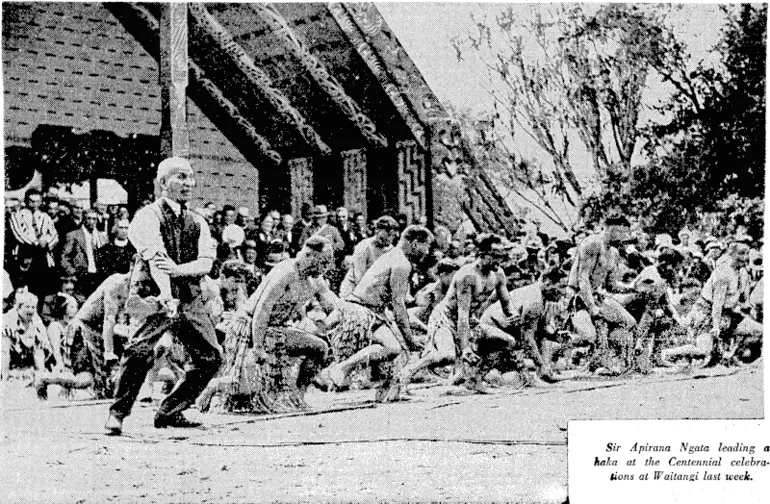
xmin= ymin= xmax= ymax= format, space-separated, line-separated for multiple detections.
xmin=319 ymin=226 xmax=432 ymax=402
xmin=104 ymin=157 xmax=223 ymax=435
xmin=397 ymin=234 xmax=520 ymax=394
xmin=662 ymin=242 xmax=762 ymax=367
xmin=479 ymin=267 xmax=568 ymax=385
xmin=199 ymin=236 xmax=335 ymax=414
xmin=36 ymin=273 xmax=130 ymax=399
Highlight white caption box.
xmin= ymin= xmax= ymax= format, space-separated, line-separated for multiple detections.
xmin=569 ymin=420 xmax=768 ymax=504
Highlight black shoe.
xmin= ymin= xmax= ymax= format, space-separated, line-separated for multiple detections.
xmin=104 ymin=414 xmax=123 ymax=436
xmin=153 ymin=413 xmax=203 ymax=429
xmin=35 ymin=382 xmax=48 ymax=400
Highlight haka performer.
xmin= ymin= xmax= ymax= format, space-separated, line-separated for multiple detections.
xmin=199 ymin=236 xmax=336 ymax=413
xmin=319 ymin=225 xmax=432 ymax=402
xmin=104 ymin=157 xmax=222 ymax=435
xmin=397 ymin=234 xmax=520 ymax=393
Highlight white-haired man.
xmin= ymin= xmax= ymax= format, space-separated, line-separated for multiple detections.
xmin=104 ymin=157 xmax=222 ymax=435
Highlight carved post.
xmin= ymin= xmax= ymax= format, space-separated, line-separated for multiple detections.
xmin=396 ymin=140 xmax=427 ymax=224
xmin=341 ymin=149 xmax=368 ymax=220
xmin=288 ymin=158 xmax=314 ymax=217
xmin=159 ymin=3 xmax=189 ymax=158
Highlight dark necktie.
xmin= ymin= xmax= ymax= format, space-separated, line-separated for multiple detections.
xmin=178 ymin=203 xmax=187 ymax=228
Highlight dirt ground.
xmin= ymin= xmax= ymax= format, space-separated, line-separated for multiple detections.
xmin=0 ymin=362 xmax=763 ymax=503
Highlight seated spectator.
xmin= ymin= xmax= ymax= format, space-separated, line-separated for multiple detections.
xmin=7 ymin=244 xmax=42 ymax=304
xmin=2 ymin=269 xmax=13 ymax=313
xmin=41 ymin=277 xmax=80 ymax=326
xmin=1 ymin=289 xmax=55 ymax=380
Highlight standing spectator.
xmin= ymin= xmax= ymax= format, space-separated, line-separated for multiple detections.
xmin=338 ymin=216 xmax=400 ymax=297
xmin=57 ymin=201 xmax=85 ymax=238
xmin=8 ymin=189 xmax=59 ymax=299
xmin=94 ymin=202 xmax=110 ymax=235
xmin=299 ymin=205 xmax=344 ymax=256
xmin=4 ymin=198 xmax=21 ymax=264
xmin=395 ymin=213 xmax=409 ymax=232
xmin=61 ymin=210 xmax=107 ymax=297
xmin=211 ymin=211 xmax=225 ymax=242
xmin=45 ymin=198 xmax=60 ymax=222
xmin=704 ymin=240 xmax=724 ymax=272
xmin=235 ymin=207 xmax=251 ymax=228
xmin=275 ymin=214 xmax=298 ymax=256
xmin=293 ymin=202 xmax=313 ymax=246
xmin=252 ymin=213 xmax=276 ymax=262
xmin=268 ymin=210 xmax=281 ymax=231
xmin=352 ymin=212 xmax=369 ymax=243
xmin=96 ymin=218 xmax=136 ymax=278
xmin=334 ymin=207 xmax=357 ymax=258
xmin=223 ymin=205 xmax=237 ymax=227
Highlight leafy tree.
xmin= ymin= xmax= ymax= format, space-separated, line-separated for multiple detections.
xmin=451 ymin=4 xmax=685 ymax=232
xmin=598 ymin=4 xmax=767 ymax=238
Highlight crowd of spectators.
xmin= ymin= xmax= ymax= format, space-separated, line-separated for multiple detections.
xmin=2 ymin=185 xmax=763 ymax=398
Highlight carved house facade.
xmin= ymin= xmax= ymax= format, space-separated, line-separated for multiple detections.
xmin=4 ymin=2 xmax=517 ymax=233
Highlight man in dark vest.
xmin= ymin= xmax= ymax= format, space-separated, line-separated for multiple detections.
xmin=104 ymin=157 xmax=223 ymax=435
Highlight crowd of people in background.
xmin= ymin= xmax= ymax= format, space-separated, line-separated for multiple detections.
xmin=2 ymin=181 xmax=764 ymax=421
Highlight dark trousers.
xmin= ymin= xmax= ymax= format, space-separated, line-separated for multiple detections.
xmin=109 ymin=297 xmax=223 ymax=420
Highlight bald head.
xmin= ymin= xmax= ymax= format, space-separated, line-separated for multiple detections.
xmin=156 ymin=157 xmax=196 ymax=203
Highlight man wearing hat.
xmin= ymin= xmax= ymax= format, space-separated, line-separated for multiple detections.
xmin=298 ymin=205 xmax=344 ymax=255
xmin=104 ymin=157 xmax=222 ymax=435
xmin=704 ymin=239 xmax=724 ymax=272
xmin=338 ymin=216 xmax=400 ymax=297
xmin=397 ymin=234 xmax=521 ymax=394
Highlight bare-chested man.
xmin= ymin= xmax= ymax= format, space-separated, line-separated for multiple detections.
xmin=567 ymin=214 xmax=636 ymax=372
xmin=201 ymin=236 xmax=336 ymax=409
xmin=319 ymin=225 xmax=433 ymax=402
xmin=397 ymin=234 xmax=520 ymax=394
xmin=480 ymin=266 xmax=568 ymax=383
xmin=35 ymin=273 xmax=130 ymax=399
xmin=338 ymin=216 xmax=400 ymax=297
xmin=663 ymin=241 xmax=762 ymax=367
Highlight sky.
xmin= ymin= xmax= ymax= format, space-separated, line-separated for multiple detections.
xmin=376 ymin=2 xmax=728 ymax=232
xmin=377 ymin=2 xmax=725 ymax=115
